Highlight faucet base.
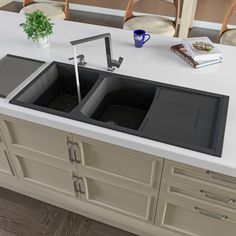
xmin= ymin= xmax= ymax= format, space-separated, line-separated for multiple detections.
xmin=78 ymin=61 xmax=87 ymax=66
xmin=107 ymin=67 xmax=115 ymax=72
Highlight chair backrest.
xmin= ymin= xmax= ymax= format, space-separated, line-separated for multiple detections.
xmin=124 ymin=0 xmax=180 ymax=34
xmin=23 ymin=0 xmax=70 ymax=19
xmin=221 ymin=0 xmax=236 ymax=35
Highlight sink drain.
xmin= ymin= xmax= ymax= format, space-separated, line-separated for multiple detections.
xmin=106 ymin=120 xmax=118 ymax=126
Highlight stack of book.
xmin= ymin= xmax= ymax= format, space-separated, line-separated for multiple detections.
xmin=171 ymin=37 xmax=222 ymax=69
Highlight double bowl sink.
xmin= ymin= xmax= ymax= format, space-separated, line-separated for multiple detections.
xmin=10 ymin=61 xmax=229 ymax=157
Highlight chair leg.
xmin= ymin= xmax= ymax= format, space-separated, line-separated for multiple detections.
xmin=64 ymin=0 xmax=70 ymax=20
xmin=189 ymin=0 xmax=198 ymax=29
xmin=179 ymin=0 xmax=195 ymax=38
xmin=23 ymin=0 xmax=34 ymax=7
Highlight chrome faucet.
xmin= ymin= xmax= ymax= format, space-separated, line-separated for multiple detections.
xmin=70 ymin=33 xmax=123 ymax=71
xmin=69 ymin=33 xmax=124 ymax=104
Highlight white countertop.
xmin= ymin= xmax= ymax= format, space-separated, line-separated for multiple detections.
xmin=0 ymin=11 xmax=236 ymax=177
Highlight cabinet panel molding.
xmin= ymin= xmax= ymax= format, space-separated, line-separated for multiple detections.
xmin=82 ymin=177 xmax=154 ymax=222
xmin=162 ymin=178 xmax=236 ymax=210
xmin=0 ymin=128 xmax=15 ymax=176
xmin=163 ymin=160 xmax=236 ymax=190
xmin=15 ymin=154 xmax=77 ymax=196
xmin=73 ymin=135 xmax=163 ymax=187
xmin=156 ymin=195 xmax=236 ymax=236
xmin=2 ymin=118 xmax=72 ymax=161
xmin=0 ymin=147 xmax=14 ymax=175
xmin=156 ymin=159 xmax=236 ymax=236
xmin=77 ymin=164 xmax=158 ymax=196
xmin=72 ymin=134 xmax=162 ymax=223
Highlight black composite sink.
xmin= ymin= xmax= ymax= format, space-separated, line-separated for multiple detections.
xmin=10 ymin=61 xmax=229 ymax=157
xmin=80 ymin=77 xmax=157 ymax=130
xmin=11 ymin=62 xmax=100 ymax=116
xmin=142 ymin=87 xmax=227 ymax=156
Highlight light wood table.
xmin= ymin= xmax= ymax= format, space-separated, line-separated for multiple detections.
xmin=179 ymin=0 xmax=198 ymax=38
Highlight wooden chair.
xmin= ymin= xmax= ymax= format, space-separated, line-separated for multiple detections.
xmin=20 ymin=0 xmax=70 ymax=20
xmin=220 ymin=0 xmax=236 ymax=46
xmin=123 ymin=0 xmax=180 ymax=37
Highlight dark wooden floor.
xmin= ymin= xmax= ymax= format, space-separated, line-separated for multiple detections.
xmin=0 ymin=187 xmax=136 ymax=236
xmin=1 ymin=1 xmax=220 ymax=43
xmin=0 ymin=2 xmax=221 ymax=235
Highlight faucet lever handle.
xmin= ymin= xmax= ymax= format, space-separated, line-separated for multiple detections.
xmin=68 ymin=54 xmax=87 ymax=66
xmin=117 ymin=57 xmax=124 ymax=68
xmin=112 ymin=57 xmax=124 ymax=68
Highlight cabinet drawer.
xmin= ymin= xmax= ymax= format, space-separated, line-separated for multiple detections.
xmin=82 ymin=177 xmax=156 ymax=222
xmin=14 ymin=154 xmax=76 ymax=196
xmin=163 ymin=160 xmax=236 ymax=190
xmin=81 ymin=142 xmax=161 ymax=186
xmin=4 ymin=119 xmax=71 ymax=161
xmin=162 ymin=178 xmax=236 ymax=211
xmin=156 ymin=190 xmax=236 ymax=236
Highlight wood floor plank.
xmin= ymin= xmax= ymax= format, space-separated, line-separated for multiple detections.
xmin=53 ymin=212 xmax=84 ymax=236
xmin=40 ymin=205 xmax=67 ymax=235
xmin=38 ymin=202 xmax=66 ymax=226
xmin=77 ymin=217 xmax=94 ymax=236
xmin=0 ymin=185 xmax=136 ymax=236
xmin=87 ymin=220 xmax=136 ymax=236
xmin=0 ymin=207 xmax=46 ymax=236
xmin=0 ymin=230 xmax=16 ymax=236
xmin=0 ymin=187 xmax=41 ymax=210
xmin=0 ymin=195 xmax=42 ymax=221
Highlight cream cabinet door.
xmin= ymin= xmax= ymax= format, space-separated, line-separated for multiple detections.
xmin=0 ymin=117 xmax=77 ymax=196
xmin=75 ymin=173 xmax=158 ymax=222
xmin=2 ymin=118 xmax=72 ymax=161
xmin=72 ymin=135 xmax=163 ymax=223
xmin=0 ymin=130 xmax=14 ymax=175
xmin=156 ymin=185 xmax=236 ymax=236
xmin=72 ymin=136 xmax=161 ymax=187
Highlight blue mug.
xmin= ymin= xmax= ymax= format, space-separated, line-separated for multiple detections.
xmin=133 ymin=29 xmax=151 ymax=48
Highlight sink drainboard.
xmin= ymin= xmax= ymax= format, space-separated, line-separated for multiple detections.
xmin=0 ymin=54 xmax=44 ymax=98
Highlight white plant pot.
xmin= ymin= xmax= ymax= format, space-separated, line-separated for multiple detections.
xmin=34 ymin=37 xmax=49 ymax=48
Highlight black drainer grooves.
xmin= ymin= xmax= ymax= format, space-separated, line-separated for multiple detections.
xmin=0 ymin=54 xmax=44 ymax=98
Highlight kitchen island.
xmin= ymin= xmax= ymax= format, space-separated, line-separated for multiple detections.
xmin=0 ymin=10 xmax=236 ymax=236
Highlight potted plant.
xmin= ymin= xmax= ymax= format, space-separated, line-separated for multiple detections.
xmin=20 ymin=10 xmax=54 ymax=48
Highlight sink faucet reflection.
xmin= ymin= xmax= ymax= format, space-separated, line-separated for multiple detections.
xmin=69 ymin=33 xmax=124 ymax=103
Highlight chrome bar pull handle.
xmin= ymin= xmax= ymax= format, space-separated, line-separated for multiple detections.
xmin=73 ymin=174 xmax=80 ymax=193
xmin=73 ymin=143 xmax=81 ymax=164
xmin=194 ymin=207 xmax=227 ymax=220
xmin=78 ymin=177 xmax=85 ymax=194
xmin=200 ymin=190 xmax=235 ymax=203
xmin=67 ymin=141 xmax=75 ymax=163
